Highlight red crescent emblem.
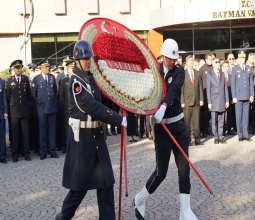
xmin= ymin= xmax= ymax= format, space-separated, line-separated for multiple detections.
xmin=78 ymin=18 xmax=166 ymax=115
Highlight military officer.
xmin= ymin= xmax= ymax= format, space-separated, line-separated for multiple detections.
xmin=134 ymin=39 xmax=198 ymax=220
xmin=0 ymin=77 xmax=8 ymax=164
xmin=231 ymin=50 xmax=254 ymax=141
xmin=60 ymin=59 xmax=74 ymax=151
xmin=6 ymin=60 xmax=31 ymax=162
xmin=31 ymin=58 xmax=59 ymax=159
xmin=56 ymin=58 xmax=70 ymax=152
xmin=27 ymin=63 xmax=40 ymax=153
xmin=55 ymin=40 xmax=127 ymax=220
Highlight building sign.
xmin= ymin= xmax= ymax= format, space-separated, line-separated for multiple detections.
xmin=213 ymin=0 xmax=255 ymax=19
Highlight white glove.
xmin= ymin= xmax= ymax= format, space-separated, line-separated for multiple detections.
xmin=121 ymin=117 xmax=127 ymax=127
xmin=154 ymin=105 xmax=166 ymax=123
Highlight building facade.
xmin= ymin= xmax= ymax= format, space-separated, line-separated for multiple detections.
xmin=0 ymin=0 xmax=255 ymax=71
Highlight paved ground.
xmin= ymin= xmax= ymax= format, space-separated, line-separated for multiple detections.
xmin=1 ymin=133 xmax=255 ymax=220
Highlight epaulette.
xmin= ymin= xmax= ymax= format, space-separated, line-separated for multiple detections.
xmin=34 ymin=74 xmax=40 ymax=79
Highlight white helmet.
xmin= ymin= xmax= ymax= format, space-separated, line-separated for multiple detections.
xmin=160 ymin=38 xmax=179 ymax=59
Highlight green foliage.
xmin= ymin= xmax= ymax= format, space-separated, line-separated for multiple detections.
xmin=0 ymin=67 xmax=29 ymax=79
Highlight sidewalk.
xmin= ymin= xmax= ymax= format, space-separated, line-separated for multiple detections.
xmin=1 ymin=133 xmax=255 ymax=220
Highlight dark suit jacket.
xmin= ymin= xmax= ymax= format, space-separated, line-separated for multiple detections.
xmin=0 ymin=79 xmax=8 ymax=119
xmin=181 ymin=69 xmax=204 ymax=106
xmin=6 ymin=75 xmax=31 ymax=118
xmin=206 ymin=70 xmax=229 ymax=112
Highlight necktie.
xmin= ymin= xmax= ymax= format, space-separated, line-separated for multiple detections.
xmin=17 ymin=78 xmax=20 ymax=84
xmin=217 ymin=72 xmax=220 ymax=82
xmin=45 ymin=76 xmax=47 ymax=84
xmin=242 ymin=66 xmax=245 ymax=72
xmin=190 ymin=70 xmax=194 ymax=86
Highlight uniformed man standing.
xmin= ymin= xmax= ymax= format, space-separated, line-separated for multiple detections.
xmin=134 ymin=39 xmax=197 ymax=220
xmin=27 ymin=63 xmax=40 ymax=153
xmin=31 ymin=58 xmax=59 ymax=159
xmin=231 ymin=50 xmax=254 ymax=141
xmin=55 ymin=40 xmax=127 ymax=220
xmin=0 ymin=77 xmax=8 ymax=164
xmin=6 ymin=60 xmax=31 ymax=162
xmin=59 ymin=59 xmax=74 ymax=151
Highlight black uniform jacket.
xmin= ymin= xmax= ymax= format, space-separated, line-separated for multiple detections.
xmin=60 ymin=75 xmax=69 ymax=112
xmin=62 ymin=66 xmax=122 ymax=191
xmin=6 ymin=75 xmax=31 ymax=118
xmin=157 ymin=63 xmax=187 ymax=135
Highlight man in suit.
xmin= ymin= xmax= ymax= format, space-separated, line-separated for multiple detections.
xmin=231 ymin=50 xmax=254 ymax=141
xmin=206 ymin=57 xmax=229 ymax=144
xmin=221 ymin=60 xmax=235 ymax=135
xmin=31 ymin=58 xmax=59 ymax=160
xmin=6 ymin=60 xmax=31 ymax=162
xmin=181 ymin=55 xmax=204 ymax=146
xmin=227 ymin=54 xmax=235 ymax=72
xmin=199 ymin=53 xmax=213 ymax=137
xmin=0 ymin=77 xmax=8 ymax=164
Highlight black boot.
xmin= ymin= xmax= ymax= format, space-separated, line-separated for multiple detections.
xmin=55 ymin=213 xmax=69 ymax=220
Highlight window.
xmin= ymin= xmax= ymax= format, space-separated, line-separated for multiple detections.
xmin=194 ymin=29 xmax=230 ymax=51
xmin=31 ymin=33 xmax=78 ymax=65
xmin=231 ymin=27 xmax=255 ymax=49
xmin=163 ymin=30 xmax=192 ymax=51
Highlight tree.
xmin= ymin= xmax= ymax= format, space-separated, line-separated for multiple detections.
xmin=0 ymin=67 xmax=29 ymax=79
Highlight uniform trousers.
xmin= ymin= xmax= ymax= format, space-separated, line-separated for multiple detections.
xmin=11 ymin=117 xmax=30 ymax=156
xmin=211 ymin=111 xmax=224 ymax=139
xmin=183 ymin=105 xmax=200 ymax=142
xmin=145 ymin=120 xmax=190 ymax=194
xmin=127 ymin=113 xmax=137 ymax=136
xmin=56 ymin=108 xmax=66 ymax=150
xmin=200 ymin=89 xmax=210 ymax=134
xmin=0 ymin=119 xmax=6 ymax=160
xmin=38 ymin=113 xmax=56 ymax=155
xmin=29 ymin=113 xmax=39 ymax=151
xmin=61 ymin=186 xmax=115 ymax=220
xmin=235 ymin=100 xmax=250 ymax=138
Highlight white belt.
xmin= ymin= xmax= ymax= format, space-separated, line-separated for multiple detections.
xmin=162 ymin=112 xmax=184 ymax=124
xmin=80 ymin=121 xmax=101 ymax=128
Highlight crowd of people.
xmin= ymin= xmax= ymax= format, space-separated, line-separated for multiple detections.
xmin=1 ymin=50 xmax=255 ymax=164
xmin=0 ymin=56 xmax=75 ymax=164
xmin=177 ymin=51 xmax=255 ymax=145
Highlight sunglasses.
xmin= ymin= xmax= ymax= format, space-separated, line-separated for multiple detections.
xmin=14 ymin=66 xmax=22 ymax=69
xmin=228 ymin=58 xmax=234 ymax=60
xmin=214 ymin=61 xmax=220 ymax=64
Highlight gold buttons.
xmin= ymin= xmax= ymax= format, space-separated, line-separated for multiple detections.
xmin=96 ymin=146 xmax=98 ymax=149
xmin=93 ymin=135 xmax=96 ymax=138
xmin=48 ymin=93 xmax=49 ymax=94
xmin=92 ymin=90 xmax=94 ymax=94
xmin=20 ymin=101 xmax=21 ymax=103
xmin=101 ymin=131 xmax=103 ymax=133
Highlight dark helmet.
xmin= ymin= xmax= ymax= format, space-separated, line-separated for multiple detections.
xmin=73 ymin=40 xmax=94 ymax=60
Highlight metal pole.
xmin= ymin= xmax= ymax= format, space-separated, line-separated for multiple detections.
xmin=160 ymin=122 xmax=213 ymax=194
xmin=122 ymin=110 xmax=128 ymax=197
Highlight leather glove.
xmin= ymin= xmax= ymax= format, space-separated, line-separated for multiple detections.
xmin=154 ymin=105 xmax=166 ymax=123
xmin=121 ymin=117 xmax=127 ymax=127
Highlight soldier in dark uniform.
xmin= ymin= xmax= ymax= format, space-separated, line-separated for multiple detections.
xmin=55 ymin=40 xmax=127 ymax=220
xmin=60 ymin=59 xmax=74 ymax=152
xmin=231 ymin=50 xmax=254 ymax=141
xmin=0 ymin=77 xmax=8 ymax=164
xmin=134 ymin=39 xmax=198 ymax=220
xmin=27 ymin=63 xmax=40 ymax=153
xmin=56 ymin=57 xmax=71 ymax=152
xmin=31 ymin=58 xmax=59 ymax=160
xmin=6 ymin=60 xmax=31 ymax=162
